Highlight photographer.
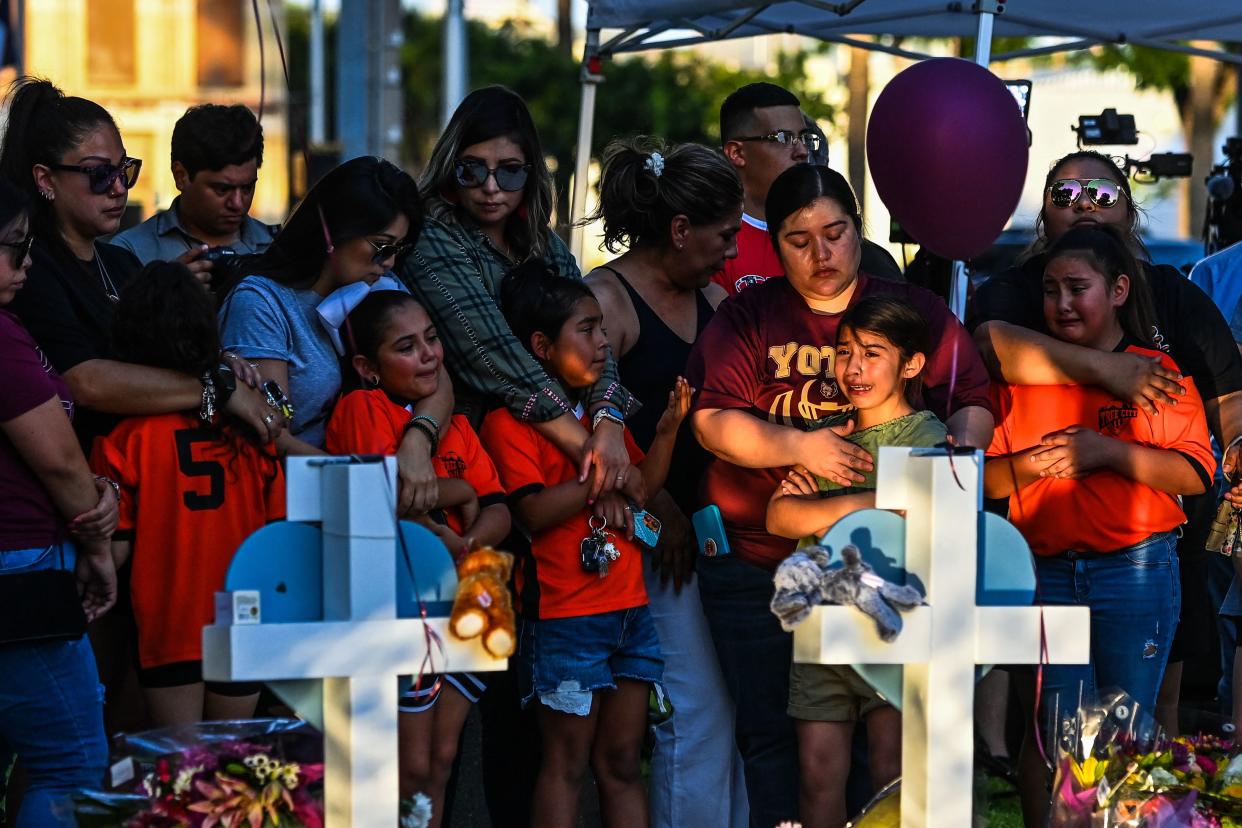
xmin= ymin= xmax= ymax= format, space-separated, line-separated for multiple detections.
xmin=111 ymin=104 xmax=275 ymax=280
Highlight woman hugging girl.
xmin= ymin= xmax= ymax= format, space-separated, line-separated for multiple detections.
xmin=766 ymin=294 xmax=945 ymax=828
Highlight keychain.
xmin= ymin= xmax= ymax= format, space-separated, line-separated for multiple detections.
xmin=580 ymin=515 xmax=621 ymax=578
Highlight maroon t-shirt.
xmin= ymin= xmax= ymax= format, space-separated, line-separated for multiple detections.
xmin=686 ymin=273 xmax=993 ymax=569
xmin=0 ymin=309 xmax=75 ymax=551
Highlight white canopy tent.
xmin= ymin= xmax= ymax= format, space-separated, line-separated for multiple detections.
xmin=569 ymin=0 xmax=1242 ymax=263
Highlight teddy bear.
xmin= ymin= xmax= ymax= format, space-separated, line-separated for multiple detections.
xmin=771 ymin=543 xmax=923 ymax=641
xmin=449 ymin=546 xmax=517 ymax=658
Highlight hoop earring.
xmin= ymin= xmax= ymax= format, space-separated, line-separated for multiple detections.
xmin=40 ymin=190 xmax=53 ymax=201
xmin=368 ymin=376 xmax=381 ymax=389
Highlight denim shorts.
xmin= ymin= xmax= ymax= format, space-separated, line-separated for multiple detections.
xmin=518 ymin=606 xmax=663 ymax=716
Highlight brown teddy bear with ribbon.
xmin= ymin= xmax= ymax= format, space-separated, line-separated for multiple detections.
xmin=449 ymin=546 xmax=516 ymax=658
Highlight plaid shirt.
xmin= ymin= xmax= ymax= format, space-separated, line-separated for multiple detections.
xmin=399 ymin=216 xmax=635 ymax=425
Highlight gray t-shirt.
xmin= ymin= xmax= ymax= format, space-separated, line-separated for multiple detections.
xmin=219 ymin=276 xmax=339 ymax=447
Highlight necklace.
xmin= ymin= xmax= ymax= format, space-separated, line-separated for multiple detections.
xmin=91 ymin=243 xmax=120 ymax=302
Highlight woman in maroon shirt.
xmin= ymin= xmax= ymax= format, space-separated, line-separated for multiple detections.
xmin=0 ymin=182 xmax=117 ymax=826
xmin=685 ymin=164 xmax=994 ymax=824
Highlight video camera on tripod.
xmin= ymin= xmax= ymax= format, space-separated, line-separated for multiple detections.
xmin=1204 ymin=137 xmax=1242 ymax=254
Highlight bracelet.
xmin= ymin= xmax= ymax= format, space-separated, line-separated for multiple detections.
xmin=199 ymin=372 xmax=218 ymax=422
xmin=592 ymin=408 xmax=625 ymax=432
xmin=94 ymin=475 xmax=121 ymax=503
xmin=410 ymin=413 xmax=441 ymax=438
xmin=403 ymin=418 xmax=438 ymax=452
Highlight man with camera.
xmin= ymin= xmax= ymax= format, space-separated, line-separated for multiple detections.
xmin=112 ymin=104 xmax=276 ymax=275
xmin=712 ymin=82 xmax=901 ymax=297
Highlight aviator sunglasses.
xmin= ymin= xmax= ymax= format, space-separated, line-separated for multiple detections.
xmin=50 ymin=157 xmax=142 ymax=195
xmin=1048 ymin=178 xmax=1125 ymax=209
xmin=366 ymin=238 xmax=411 ymax=265
xmin=453 ymin=159 xmax=531 ymax=192
xmin=0 ymin=233 xmax=34 ymax=269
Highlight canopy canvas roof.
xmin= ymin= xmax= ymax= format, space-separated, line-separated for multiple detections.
xmin=584 ymin=0 xmax=1242 ymax=65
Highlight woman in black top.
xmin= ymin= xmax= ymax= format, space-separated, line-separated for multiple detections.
xmin=0 ymin=78 xmax=281 ymax=452
xmin=584 ymin=138 xmax=750 ymax=828
xmin=968 ymin=149 xmax=1242 ymax=826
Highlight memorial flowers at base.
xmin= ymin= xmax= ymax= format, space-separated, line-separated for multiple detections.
xmin=70 ymin=720 xmax=325 ymax=828
xmin=1050 ymin=692 xmax=1242 ymax=826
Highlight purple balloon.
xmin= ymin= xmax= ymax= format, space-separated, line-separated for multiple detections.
xmin=866 ymin=58 xmax=1029 ymax=261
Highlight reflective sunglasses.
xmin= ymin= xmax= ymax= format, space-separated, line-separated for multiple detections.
xmin=0 ymin=234 xmax=34 ymax=269
xmin=734 ymin=130 xmax=822 ymax=152
xmin=50 ymin=157 xmax=142 ymax=195
xmin=366 ymin=238 xmax=411 ymax=265
xmin=1048 ymin=178 xmax=1124 ymax=209
xmin=453 ymin=160 xmax=531 ymax=192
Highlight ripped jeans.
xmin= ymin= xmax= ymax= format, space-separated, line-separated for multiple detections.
xmin=1035 ymin=531 xmax=1180 ymax=724
xmin=517 ymin=606 xmax=663 ymax=716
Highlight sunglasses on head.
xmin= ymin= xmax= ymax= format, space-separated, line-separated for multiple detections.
xmin=453 ymin=160 xmax=531 ymax=192
xmin=0 ymin=233 xmax=34 ymax=269
xmin=1048 ymin=178 xmax=1124 ymax=209
xmin=366 ymin=238 xmax=411 ymax=265
xmin=50 ymin=157 xmax=142 ymax=195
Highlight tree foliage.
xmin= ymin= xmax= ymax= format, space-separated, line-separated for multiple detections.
xmin=287 ymin=7 xmax=835 ymax=215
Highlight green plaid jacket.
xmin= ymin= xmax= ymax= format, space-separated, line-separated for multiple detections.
xmin=399 ymin=216 xmax=635 ymax=426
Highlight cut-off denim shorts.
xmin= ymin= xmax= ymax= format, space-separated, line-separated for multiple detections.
xmin=517 ymin=605 xmax=663 ymax=717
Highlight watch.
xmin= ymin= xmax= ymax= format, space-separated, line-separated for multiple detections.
xmin=212 ymin=363 xmax=238 ymax=406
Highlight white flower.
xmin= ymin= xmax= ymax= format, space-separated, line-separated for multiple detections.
xmin=173 ymin=765 xmax=204 ymax=796
xmin=644 ymin=152 xmax=665 ymax=178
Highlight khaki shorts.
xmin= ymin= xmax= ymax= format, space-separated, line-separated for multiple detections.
xmin=788 ymin=663 xmax=890 ymax=722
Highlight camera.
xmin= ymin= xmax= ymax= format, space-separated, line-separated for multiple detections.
xmin=201 ymin=246 xmax=237 ymax=263
xmin=1074 ymin=109 xmax=1137 ymax=146
xmin=1204 ymin=137 xmax=1242 ymax=253
xmin=262 ymin=380 xmax=295 ymax=421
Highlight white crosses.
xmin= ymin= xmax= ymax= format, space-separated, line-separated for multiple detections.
xmin=203 ymin=457 xmax=506 ymax=827
xmin=793 ymin=447 xmax=1090 ymax=827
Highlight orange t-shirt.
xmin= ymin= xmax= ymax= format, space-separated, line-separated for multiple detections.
xmin=479 ymin=408 xmax=647 ymax=620
xmin=986 ymin=344 xmax=1215 ymax=556
xmin=90 ymin=413 xmax=285 ymax=668
xmin=324 ymin=389 xmax=505 ymax=535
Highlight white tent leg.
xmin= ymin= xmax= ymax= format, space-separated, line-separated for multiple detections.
xmin=442 ymin=0 xmax=468 ymax=129
xmin=570 ymin=30 xmax=602 ymax=267
xmin=945 ymin=4 xmax=998 ymax=321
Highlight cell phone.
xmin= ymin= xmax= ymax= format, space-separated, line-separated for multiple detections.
xmin=691 ymin=505 xmax=731 ymax=557
xmin=630 ymin=505 xmax=662 ymax=548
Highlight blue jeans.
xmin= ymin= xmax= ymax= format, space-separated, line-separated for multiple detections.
xmin=1035 ymin=532 xmax=1180 ymax=725
xmin=0 ymin=544 xmax=107 ymax=827
xmin=644 ymin=554 xmax=749 ymax=828
xmin=697 ymin=554 xmax=799 ymax=828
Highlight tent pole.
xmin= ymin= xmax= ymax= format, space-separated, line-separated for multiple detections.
xmin=570 ymin=29 xmax=602 ymax=266
xmin=946 ymin=2 xmax=998 ymax=321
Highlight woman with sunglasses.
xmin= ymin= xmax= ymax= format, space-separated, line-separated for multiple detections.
xmin=399 ymin=86 xmax=636 ymax=507
xmin=217 ymin=156 xmax=447 ymax=509
xmin=0 ymin=177 xmax=118 ymax=826
xmin=0 ymin=78 xmax=282 ymax=453
xmin=968 ymin=150 xmax=1242 ymax=825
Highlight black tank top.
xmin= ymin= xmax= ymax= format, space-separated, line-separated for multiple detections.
xmin=606 ymin=267 xmax=715 ymax=509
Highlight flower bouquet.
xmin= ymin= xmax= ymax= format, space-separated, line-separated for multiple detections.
xmin=70 ymin=719 xmax=324 ymax=828
xmin=1050 ymin=691 xmax=1242 ymax=827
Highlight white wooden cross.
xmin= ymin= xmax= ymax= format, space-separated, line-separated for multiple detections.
xmin=203 ymin=457 xmax=507 ymax=826
xmin=793 ymin=446 xmax=1091 ymax=827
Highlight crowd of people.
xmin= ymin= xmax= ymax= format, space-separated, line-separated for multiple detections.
xmin=1 ymin=72 xmax=1241 ymax=828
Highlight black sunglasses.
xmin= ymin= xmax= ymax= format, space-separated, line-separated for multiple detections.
xmin=0 ymin=233 xmax=33 ymax=269
xmin=734 ymin=130 xmax=822 ymax=152
xmin=453 ymin=160 xmax=531 ymax=192
xmin=366 ymin=238 xmax=411 ymax=265
xmin=50 ymin=157 xmax=142 ymax=195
